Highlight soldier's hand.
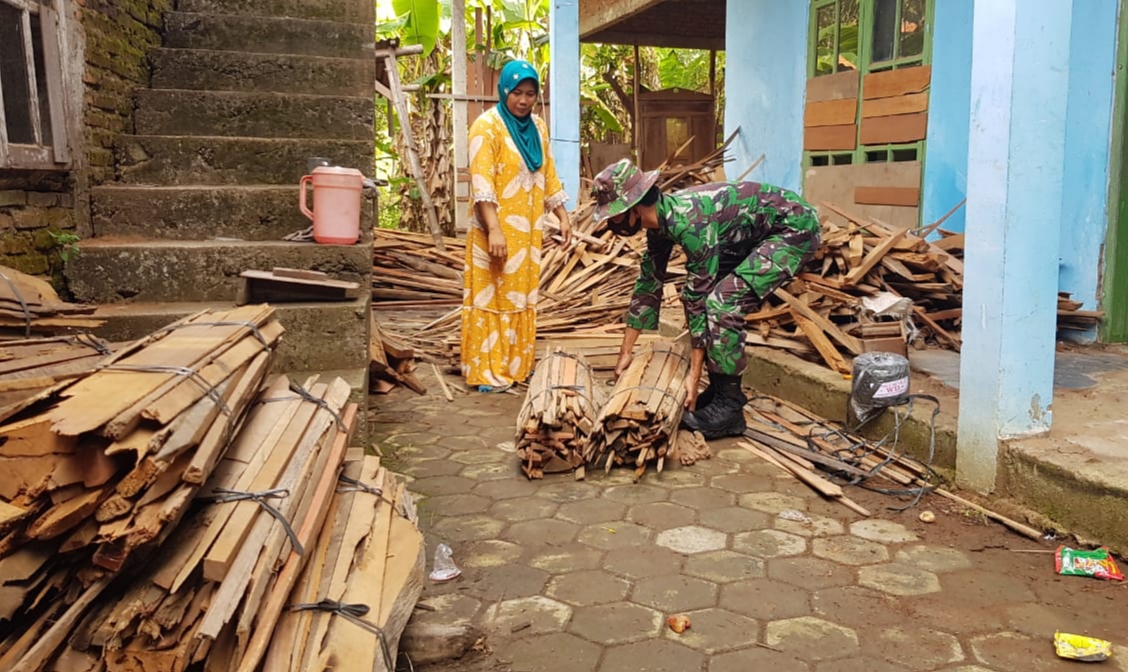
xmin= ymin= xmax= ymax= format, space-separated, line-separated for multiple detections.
xmin=614 ymin=351 xmax=633 ymax=380
xmin=683 ymin=373 xmax=700 ymax=410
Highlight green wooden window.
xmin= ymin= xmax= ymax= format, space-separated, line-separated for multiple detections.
xmin=805 ymin=0 xmax=933 ymax=168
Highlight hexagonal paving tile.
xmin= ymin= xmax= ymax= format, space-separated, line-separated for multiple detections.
xmin=385 ymin=431 xmax=442 ymax=448
xmin=628 ymin=502 xmax=697 ymax=530
xmin=400 ymin=459 xmax=465 ymax=478
xmin=429 ymin=514 xmax=506 ymax=542
xmin=720 ymin=579 xmax=810 ymax=621
xmin=536 ymin=480 xmax=603 ymax=503
xmin=489 ymin=496 xmax=559 ymax=522
xmin=939 ymin=570 xmax=1035 ymax=607
xmin=500 ymin=632 xmax=601 ymax=672
xmin=765 ymin=617 xmax=859 ymax=661
xmin=504 ymin=519 xmax=580 ymax=548
xmin=449 ymin=448 xmax=510 ymax=465
xmin=480 ymin=595 xmax=572 ymax=636
xmin=699 ymin=506 xmax=771 ymax=534
xmin=656 ymin=525 xmax=728 ymax=554
xmin=733 ymin=529 xmax=807 ymax=558
xmin=661 ymin=607 xmax=759 ymax=654
xmin=601 ymin=639 xmax=704 ymax=672
xmin=526 ymin=544 xmax=605 ymax=573
xmin=970 ymin=632 xmax=1063 ymax=672
xmin=650 ymin=468 xmax=709 ymax=489
xmin=546 ymin=569 xmax=631 ymax=606
xmin=456 ymin=539 xmax=523 ymax=568
xmin=460 ymin=461 xmax=519 ymax=481
xmin=413 ymin=593 xmax=482 ymax=626
xmin=815 ymin=656 xmax=911 ymax=672
xmin=556 ymin=498 xmax=627 ymax=524
xmin=871 ymin=626 xmax=964 ymax=671
xmin=849 ymin=519 xmax=919 ymax=544
xmin=899 ymin=601 xmax=1004 ymax=636
xmin=739 ymin=492 xmax=809 ymax=514
xmin=632 ymin=574 xmax=719 ymax=612
xmin=577 ymin=521 xmax=652 ymax=550
xmin=767 ymin=557 xmax=855 ymax=590
xmin=603 ymin=483 xmax=670 ymax=505
xmin=460 ymin=564 xmax=550 ymax=601
xmin=773 ymin=513 xmax=845 ymax=538
xmin=602 ymin=544 xmax=685 ymax=579
xmin=710 ymin=647 xmax=812 ymax=672
xmin=812 ymin=536 xmax=890 ymax=566
xmin=713 ymin=447 xmax=762 ymax=464
xmin=858 ymin=563 xmax=941 ymax=596
xmin=422 ymin=494 xmax=492 ymax=516
xmin=411 ymin=475 xmax=477 ymax=496
xmin=711 ymin=473 xmax=775 ymax=494
xmin=894 ymin=545 xmax=973 ymax=573
xmin=811 ymin=586 xmax=902 ymax=628
xmin=684 ymin=550 xmax=765 ymax=583
xmin=472 ymin=478 xmax=540 ymax=500
xmin=569 ymin=602 xmax=664 ymax=645
xmin=1003 ymin=602 xmax=1085 ymax=638
xmin=436 ymin=433 xmax=492 ymax=450
xmin=678 ymin=456 xmax=740 ymax=477
xmin=671 ymin=487 xmax=737 ymax=511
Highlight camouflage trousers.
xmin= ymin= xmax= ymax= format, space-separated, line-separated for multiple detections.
xmin=703 ymin=213 xmax=820 ymax=375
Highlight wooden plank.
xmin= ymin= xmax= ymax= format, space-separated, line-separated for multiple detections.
xmin=860 ymin=112 xmax=928 ymax=145
xmin=806 ymin=71 xmax=860 ymax=103
xmin=804 ymin=99 xmax=856 ymax=128
xmin=792 ymin=314 xmax=851 ymax=375
xmin=38 ymin=6 xmax=70 ymax=164
xmin=804 ymin=125 xmax=857 ymax=151
xmin=844 ymin=228 xmax=907 ymax=284
xmin=863 ymin=65 xmax=931 ymax=99
xmin=854 ymin=186 xmax=920 ymax=207
xmin=776 ymin=290 xmax=863 ymax=355
xmin=862 ymin=91 xmax=929 ymax=118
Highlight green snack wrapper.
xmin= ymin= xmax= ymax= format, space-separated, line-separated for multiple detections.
xmin=1055 ymin=546 xmax=1124 ymax=581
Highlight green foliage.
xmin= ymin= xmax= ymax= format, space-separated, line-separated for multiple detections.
xmin=47 ymin=230 xmax=80 ymax=262
xmin=391 ymin=0 xmax=442 ymax=56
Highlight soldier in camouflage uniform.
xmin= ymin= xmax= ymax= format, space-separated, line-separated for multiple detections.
xmin=592 ymin=159 xmax=821 ymax=439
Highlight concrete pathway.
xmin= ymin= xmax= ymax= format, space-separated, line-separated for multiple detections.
xmin=371 ymin=370 xmax=1128 ymax=672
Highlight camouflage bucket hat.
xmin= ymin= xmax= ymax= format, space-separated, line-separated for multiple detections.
xmin=591 ymin=159 xmax=660 ymax=223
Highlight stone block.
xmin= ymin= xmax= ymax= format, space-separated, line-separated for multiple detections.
xmin=163 ymin=12 xmax=372 ymax=59
xmin=178 ymin=0 xmax=375 ymax=23
xmin=0 ymin=191 xmax=27 ymax=206
xmin=151 ymin=48 xmax=375 ymax=96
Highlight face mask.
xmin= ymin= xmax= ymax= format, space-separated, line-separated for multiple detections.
xmin=608 ymin=209 xmax=641 ymax=237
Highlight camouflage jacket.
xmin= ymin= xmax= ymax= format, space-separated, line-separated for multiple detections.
xmin=625 ymin=182 xmax=819 ymax=348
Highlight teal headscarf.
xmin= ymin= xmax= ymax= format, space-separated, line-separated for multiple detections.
xmin=497 ymin=60 xmax=544 ymax=172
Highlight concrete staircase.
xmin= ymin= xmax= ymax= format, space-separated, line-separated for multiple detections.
xmin=67 ymin=0 xmax=376 ymax=441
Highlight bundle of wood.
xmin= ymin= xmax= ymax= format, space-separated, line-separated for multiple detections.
xmin=0 ymin=334 xmax=115 ymax=418
xmin=739 ymin=394 xmax=1044 ymax=541
xmin=516 ymin=349 xmax=607 ymax=480
xmin=1057 ymin=292 xmax=1103 ymax=332
xmin=0 ymin=265 xmax=103 ymax=337
xmin=585 ymin=340 xmax=690 ymax=481
xmin=369 ymin=313 xmax=426 ymax=396
xmin=9 ymin=376 xmax=359 ymax=672
xmin=266 ymin=455 xmax=424 ymax=671
xmin=0 ymin=305 xmax=283 ymax=671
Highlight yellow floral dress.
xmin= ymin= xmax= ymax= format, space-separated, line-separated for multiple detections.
xmin=461 ymin=107 xmax=567 ymax=388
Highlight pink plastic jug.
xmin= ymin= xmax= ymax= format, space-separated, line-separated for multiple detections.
xmin=299 ymin=165 xmax=363 ymax=245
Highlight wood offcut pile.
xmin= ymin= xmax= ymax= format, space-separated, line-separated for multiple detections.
xmin=515 ymin=349 xmax=607 ymax=480
xmin=0 ymin=265 xmax=103 ymax=337
xmin=0 ymin=307 xmax=424 ymax=672
xmin=739 ymin=394 xmax=1044 ymax=540
xmin=584 ymin=341 xmax=695 ymax=481
xmin=369 ymin=313 xmax=427 ymax=396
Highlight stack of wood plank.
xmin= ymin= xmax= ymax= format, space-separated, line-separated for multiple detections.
xmin=0 ymin=334 xmax=115 ymax=419
xmin=369 ymin=313 xmax=426 ymax=395
xmin=265 ymin=455 xmax=424 ymax=672
xmin=0 ymin=305 xmax=283 ymax=670
xmin=1057 ymin=292 xmax=1104 ymax=332
xmin=739 ymin=394 xmax=1044 ymax=541
xmin=515 ymin=349 xmax=607 ymax=480
xmin=585 ymin=340 xmax=690 ymax=481
xmin=0 ymin=265 xmax=103 ymax=337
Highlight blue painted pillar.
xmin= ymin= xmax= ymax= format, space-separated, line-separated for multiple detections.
xmin=549 ymin=0 xmax=581 ymax=205
xmin=921 ymin=0 xmax=973 ymax=234
xmin=957 ymin=0 xmax=1073 ymax=492
xmin=724 ymin=0 xmax=808 ymax=191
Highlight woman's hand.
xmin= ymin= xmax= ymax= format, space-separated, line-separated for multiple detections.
xmin=488 ymin=228 xmax=508 ymax=260
xmin=683 ymin=371 xmax=701 ymax=411
xmin=559 ymin=213 xmax=573 ymax=247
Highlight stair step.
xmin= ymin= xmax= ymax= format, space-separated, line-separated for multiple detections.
xmin=115 ymin=135 xmax=373 ymax=186
xmin=66 ymin=239 xmax=372 ymax=303
xmin=164 ymin=11 xmax=372 ymax=59
xmin=135 ymin=89 xmax=372 ymax=141
xmin=150 ymin=48 xmax=374 ymax=97
xmin=90 ymin=185 xmax=375 ymax=241
xmin=92 ymin=298 xmax=370 ymax=373
xmin=177 ymin=0 xmax=373 ymax=25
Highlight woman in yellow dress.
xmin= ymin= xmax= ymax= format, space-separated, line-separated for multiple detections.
xmin=461 ymin=59 xmax=571 ymax=391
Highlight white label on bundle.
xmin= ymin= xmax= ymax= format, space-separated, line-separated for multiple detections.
xmin=873 ymin=377 xmax=909 ymax=399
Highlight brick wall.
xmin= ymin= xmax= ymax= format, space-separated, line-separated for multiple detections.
xmin=0 ymin=0 xmax=170 ymax=288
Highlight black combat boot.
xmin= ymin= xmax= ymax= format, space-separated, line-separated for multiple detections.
xmin=681 ymin=373 xmax=747 ymax=439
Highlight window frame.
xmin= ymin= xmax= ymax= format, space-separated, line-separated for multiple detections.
xmin=804 ymin=0 xmax=934 ymax=169
xmin=0 ymin=0 xmax=73 ymax=171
